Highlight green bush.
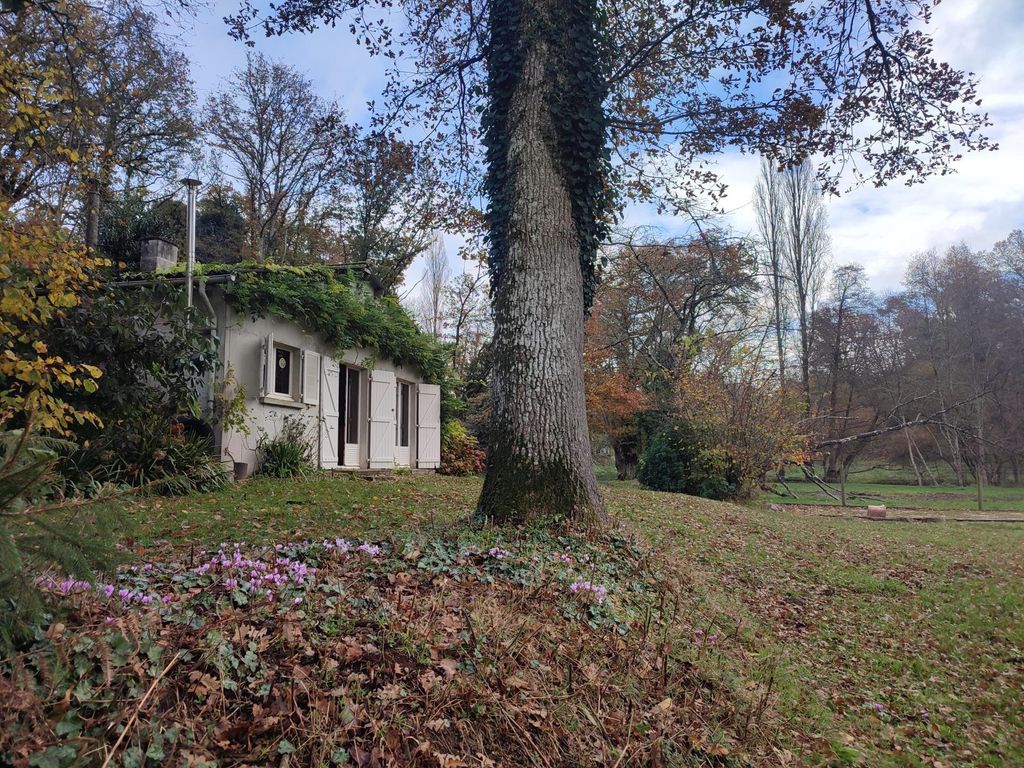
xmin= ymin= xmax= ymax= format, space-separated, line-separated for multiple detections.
xmin=61 ymin=411 xmax=229 ymax=496
xmin=257 ymin=416 xmax=315 ymax=478
xmin=635 ymin=433 xmax=687 ymax=493
xmin=637 ymin=422 xmax=742 ymax=500
xmin=439 ymin=420 xmax=486 ymax=476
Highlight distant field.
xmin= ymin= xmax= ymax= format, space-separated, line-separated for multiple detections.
xmin=769 ymin=480 xmax=1024 ymax=513
xmin=838 ymin=462 xmax=965 ymax=486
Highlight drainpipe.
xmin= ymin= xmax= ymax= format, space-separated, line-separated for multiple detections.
xmin=196 ymin=277 xmax=217 ymax=325
xmin=197 ymin=276 xmax=221 ymax=419
xmin=182 ymin=178 xmax=200 ymax=310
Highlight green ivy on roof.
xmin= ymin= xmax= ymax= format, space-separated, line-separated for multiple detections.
xmin=216 ymin=264 xmax=448 ymax=386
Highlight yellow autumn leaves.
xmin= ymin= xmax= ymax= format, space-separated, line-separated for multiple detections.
xmin=0 ymin=218 xmax=108 ymax=434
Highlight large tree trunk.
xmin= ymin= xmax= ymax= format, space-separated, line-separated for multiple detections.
xmin=476 ymin=0 xmax=606 ymax=528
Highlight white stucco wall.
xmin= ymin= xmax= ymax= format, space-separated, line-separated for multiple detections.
xmin=207 ymin=288 xmax=427 ymax=476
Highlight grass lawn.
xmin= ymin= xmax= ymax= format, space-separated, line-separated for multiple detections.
xmin=613 ymin=483 xmax=1024 ymax=766
xmin=767 ymin=480 xmax=1024 ymax=514
xmin=5 ymin=474 xmax=1022 ymax=767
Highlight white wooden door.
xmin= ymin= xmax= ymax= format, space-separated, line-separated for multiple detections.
xmin=319 ymin=358 xmax=340 ymax=468
xmin=368 ymin=370 xmax=396 ymax=469
xmin=417 ymin=384 xmax=441 ymax=469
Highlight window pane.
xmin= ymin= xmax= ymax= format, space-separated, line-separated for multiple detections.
xmin=338 ymin=367 xmax=346 ymax=456
xmin=346 ymin=368 xmax=360 ymax=444
xmin=400 ymin=383 xmax=410 ymax=447
xmin=274 ymin=347 xmax=291 ymax=394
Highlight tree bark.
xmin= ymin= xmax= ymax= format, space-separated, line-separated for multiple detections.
xmin=476 ymin=0 xmax=606 ymax=528
xmin=613 ymin=439 xmax=639 ymax=481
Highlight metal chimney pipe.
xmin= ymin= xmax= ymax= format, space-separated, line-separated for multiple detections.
xmin=182 ymin=178 xmax=200 ymax=310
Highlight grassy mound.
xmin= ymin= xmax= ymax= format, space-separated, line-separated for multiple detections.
xmin=1 ymin=524 xmax=772 ymax=767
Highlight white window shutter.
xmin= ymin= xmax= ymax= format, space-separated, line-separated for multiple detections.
xmin=302 ymin=350 xmax=321 ymax=405
xmin=416 ymin=384 xmax=441 ymax=469
xmin=260 ymin=333 xmax=274 ymax=398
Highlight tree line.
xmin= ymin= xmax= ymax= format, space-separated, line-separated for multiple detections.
xmin=584 ymin=160 xmax=1024 ymax=496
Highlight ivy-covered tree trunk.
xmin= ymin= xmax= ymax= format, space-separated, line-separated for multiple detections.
xmin=476 ymin=0 xmax=609 ymax=528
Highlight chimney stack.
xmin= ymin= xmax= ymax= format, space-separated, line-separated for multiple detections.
xmin=139 ymin=239 xmax=179 ymax=272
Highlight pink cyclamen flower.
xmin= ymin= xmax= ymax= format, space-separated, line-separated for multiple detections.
xmin=568 ymin=581 xmax=608 ymax=604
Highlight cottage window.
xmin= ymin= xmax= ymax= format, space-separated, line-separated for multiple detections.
xmin=262 ymin=335 xmax=302 ymax=405
xmin=274 ymin=346 xmax=293 ymax=395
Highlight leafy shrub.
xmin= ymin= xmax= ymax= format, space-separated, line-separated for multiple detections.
xmin=48 ymin=283 xmax=218 ymax=425
xmin=636 ymin=433 xmax=687 ymax=493
xmin=257 ymin=416 xmax=315 ymax=478
xmin=61 ymin=411 xmax=228 ymax=496
xmin=439 ymin=420 xmax=486 ymax=476
xmin=637 ymin=422 xmax=743 ymax=500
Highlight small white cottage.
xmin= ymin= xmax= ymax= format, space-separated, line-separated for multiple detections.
xmin=210 ymin=292 xmax=442 ymax=478
xmin=133 ymin=241 xmax=442 ymax=478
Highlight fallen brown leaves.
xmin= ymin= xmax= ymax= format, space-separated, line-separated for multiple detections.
xmin=1 ymin=529 xmax=772 ymax=767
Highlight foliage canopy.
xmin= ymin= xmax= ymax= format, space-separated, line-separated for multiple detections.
xmin=220 ymin=264 xmax=449 ymax=386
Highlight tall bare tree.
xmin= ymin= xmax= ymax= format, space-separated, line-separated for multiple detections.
xmin=444 ymin=261 xmax=491 ymax=376
xmin=811 ymin=264 xmax=875 ymax=480
xmin=334 ymin=132 xmax=440 ymax=291
xmin=411 ymin=236 xmax=451 ymax=338
xmin=781 ymin=160 xmax=831 ymax=412
xmin=753 ymin=158 xmax=789 ymax=385
xmin=204 ymin=53 xmax=351 ymax=261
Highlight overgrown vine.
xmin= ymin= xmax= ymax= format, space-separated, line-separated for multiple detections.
xmin=220 ymin=265 xmax=449 ymax=387
xmin=481 ymin=0 xmax=614 ymax=310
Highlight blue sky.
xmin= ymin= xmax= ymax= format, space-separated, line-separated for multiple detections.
xmin=177 ymin=0 xmax=1024 ymax=294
